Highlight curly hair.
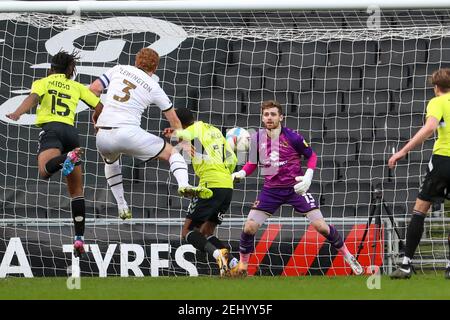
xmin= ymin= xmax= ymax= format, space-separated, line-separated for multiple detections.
xmin=135 ymin=48 xmax=160 ymax=74
xmin=50 ymin=50 xmax=79 ymax=79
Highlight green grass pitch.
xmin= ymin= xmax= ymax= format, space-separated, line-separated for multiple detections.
xmin=0 ymin=275 xmax=449 ymax=300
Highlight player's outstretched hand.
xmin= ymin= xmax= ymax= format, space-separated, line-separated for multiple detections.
xmin=388 ymin=151 xmax=406 ymax=169
xmin=6 ymin=112 xmax=20 ymax=121
xmin=232 ymin=170 xmax=246 ymax=182
xmin=294 ymin=169 xmax=314 ymax=195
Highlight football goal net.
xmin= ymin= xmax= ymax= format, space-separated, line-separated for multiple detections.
xmin=0 ymin=0 xmax=449 ymax=277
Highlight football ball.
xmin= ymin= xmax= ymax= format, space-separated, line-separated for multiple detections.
xmin=226 ymin=127 xmax=250 ymax=152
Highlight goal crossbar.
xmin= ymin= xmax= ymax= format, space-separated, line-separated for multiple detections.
xmin=0 ymin=0 xmax=449 ymax=12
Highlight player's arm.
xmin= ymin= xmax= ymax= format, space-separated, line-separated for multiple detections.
xmin=89 ymin=79 xmax=104 ymax=97
xmin=291 ymin=134 xmax=317 ymax=195
xmin=6 ymin=93 xmax=39 ymax=121
xmin=231 ymin=161 xmax=257 ymax=181
xmin=6 ymin=78 xmax=44 ymax=121
xmin=169 ymin=122 xmax=198 ymax=158
xmin=163 ymin=107 xmax=182 ymax=130
xmin=388 ymin=116 xmax=439 ymax=168
xmin=79 ymin=83 xmax=103 ymax=126
xmin=89 ymin=68 xmax=114 ymax=97
xmin=232 ymin=132 xmax=258 ymax=181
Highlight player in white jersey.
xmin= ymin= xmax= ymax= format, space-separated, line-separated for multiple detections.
xmin=89 ymin=48 xmax=212 ymax=220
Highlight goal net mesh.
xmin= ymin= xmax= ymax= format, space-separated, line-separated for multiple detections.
xmin=0 ymin=9 xmax=449 ymax=276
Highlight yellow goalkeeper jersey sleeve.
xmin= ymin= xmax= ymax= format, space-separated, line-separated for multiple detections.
xmin=32 ymin=73 xmax=100 ymax=127
xmin=175 ymin=121 xmax=237 ymax=189
xmin=426 ymin=93 xmax=450 ymax=157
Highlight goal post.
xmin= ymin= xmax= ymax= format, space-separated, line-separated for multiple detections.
xmin=0 ymin=1 xmax=449 ymax=277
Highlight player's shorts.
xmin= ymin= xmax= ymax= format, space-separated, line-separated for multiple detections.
xmin=187 ymin=188 xmax=233 ymax=227
xmin=418 ymin=154 xmax=450 ymax=203
xmin=96 ymin=126 xmax=166 ymax=163
xmin=251 ymin=186 xmax=319 ymax=215
xmin=37 ymin=122 xmax=80 ymax=155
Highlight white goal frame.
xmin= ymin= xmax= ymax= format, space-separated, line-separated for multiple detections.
xmin=1 ymin=0 xmax=450 ymax=277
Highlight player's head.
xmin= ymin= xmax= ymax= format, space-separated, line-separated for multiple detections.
xmin=50 ymin=50 xmax=79 ymax=79
xmin=430 ymin=68 xmax=450 ymax=95
xmin=175 ymin=108 xmax=195 ymax=129
xmin=135 ymin=48 xmax=160 ymax=74
xmin=261 ymin=100 xmax=284 ymax=130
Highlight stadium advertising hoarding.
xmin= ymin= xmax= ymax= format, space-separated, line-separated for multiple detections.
xmin=0 ymin=224 xmax=383 ymax=277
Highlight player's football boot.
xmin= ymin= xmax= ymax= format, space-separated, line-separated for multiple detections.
xmin=73 ymin=236 xmax=85 ymax=258
xmin=227 ymin=258 xmax=239 ymax=277
xmin=445 ymin=266 xmax=450 ymax=280
xmin=216 ymin=248 xmax=230 ymax=277
xmin=62 ymin=148 xmax=83 ymax=176
xmin=344 ymin=255 xmax=364 ymax=275
xmin=178 ymin=185 xmax=213 ymax=199
xmin=118 ymin=207 xmax=132 ymax=220
xmin=234 ymin=261 xmax=248 ymax=277
xmin=390 ymin=263 xmax=413 ymax=279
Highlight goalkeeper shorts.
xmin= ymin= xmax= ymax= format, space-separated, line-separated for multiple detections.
xmin=251 ymin=186 xmax=319 ymax=215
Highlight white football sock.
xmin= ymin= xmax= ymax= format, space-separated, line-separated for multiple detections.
xmin=169 ymin=152 xmax=189 ymax=188
xmin=104 ymin=161 xmax=128 ymax=208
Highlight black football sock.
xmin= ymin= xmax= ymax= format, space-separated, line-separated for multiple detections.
xmin=186 ymin=230 xmax=218 ymax=258
xmin=404 ymin=210 xmax=426 ymax=261
xmin=207 ymin=235 xmax=235 ymax=262
xmin=71 ymin=197 xmax=85 ymax=238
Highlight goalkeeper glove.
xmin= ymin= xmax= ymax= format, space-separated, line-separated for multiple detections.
xmin=294 ymin=169 xmax=314 ymax=195
xmin=231 ymin=170 xmax=246 ymax=182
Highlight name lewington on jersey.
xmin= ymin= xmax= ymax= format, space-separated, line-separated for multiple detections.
xmin=119 ymin=67 xmax=152 ymax=93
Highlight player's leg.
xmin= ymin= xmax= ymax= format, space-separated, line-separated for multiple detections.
xmin=201 ymin=226 xmax=239 ymax=272
xmin=238 ymin=188 xmax=282 ymax=276
xmin=39 ymin=147 xmax=83 ymax=179
xmin=238 ymin=210 xmax=270 ymax=276
xmin=37 ymin=123 xmax=81 ymax=179
xmin=96 ymin=128 xmax=130 ymax=219
xmin=391 ymin=159 xmax=447 ymax=279
xmin=199 ymin=189 xmax=238 ymax=272
xmin=38 ymin=148 xmax=63 ymax=179
xmin=307 ymin=211 xmax=363 ymax=275
xmin=289 ymin=190 xmax=363 ymax=275
xmin=158 ymin=143 xmax=212 ymax=199
xmin=103 ymin=157 xmax=130 ymax=220
xmin=391 ymin=198 xmax=431 ymax=279
xmin=183 ymin=190 xmax=232 ymax=276
xmin=182 ymin=219 xmax=229 ymax=276
xmin=65 ymin=165 xmax=86 ymax=257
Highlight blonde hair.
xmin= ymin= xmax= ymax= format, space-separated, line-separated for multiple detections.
xmin=135 ymin=48 xmax=159 ymax=73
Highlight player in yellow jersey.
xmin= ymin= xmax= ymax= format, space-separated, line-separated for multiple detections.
xmin=389 ymin=68 xmax=450 ymax=279
xmin=6 ymin=50 xmax=103 ymax=257
xmin=164 ymin=108 xmax=239 ymax=276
